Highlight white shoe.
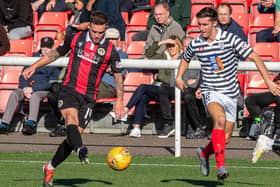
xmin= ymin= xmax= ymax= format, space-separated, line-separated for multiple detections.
xmin=252 ymin=135 xmax=274 ymax=164
xmin=129 ymin=128 xmax=141 ymax=138
xmin=109 ymin=111 xmax=127 ymax=121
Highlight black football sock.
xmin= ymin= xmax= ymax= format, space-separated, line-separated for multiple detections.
xmin=66 ymin=125 xmax=82 ymax=152
xmin=51 ymin=139 xmax=73 ymax=168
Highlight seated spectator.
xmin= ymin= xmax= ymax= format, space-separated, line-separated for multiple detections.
xmin=217 ymin=3 xmax=247 ymax=42
xmin=97 ymin=28 xmax=128 ymax=99
xmin=132 ymin=0 xmax=190 ymax=41
xmin=157 ymin=36 xmax=212 ymax=138
xmin=0 ymin=24 xmax=10 ymax=55
xmin=0 ymin=0 xmax=33 ymax=40
xmin=56 ymin=0 xmax=84 ymax=40
xmin=111 ymin=35 xmax=183 ymax=138
xmin=256 ymin=0 xmax=280 ymax=42
xmin=143 ymin=3 xmax=185 ymax=58
xmin=31 ymin=0 xmax=69 ymax=19
xmin=245 ymin=73 xmax=280 ymax=139
xmin=0 ymin=37 xmax=61 ymax=135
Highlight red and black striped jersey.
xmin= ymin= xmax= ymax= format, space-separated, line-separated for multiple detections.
xmin=57 ymin=31 xmax=122 ymax=100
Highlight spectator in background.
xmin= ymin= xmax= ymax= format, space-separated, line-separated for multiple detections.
xmin=111 ymin=35 xmax=183 ymax=138
xmin=31 ymin=0 xmax=69 ymax=19
xmin=97 ymin=28 xmax=128 ymax=99
xmin=0 ymin=37 xmax=60 ymax=135
xmin=132 ymin=0 xmax=191 ymax=41
xmin=245 ymin=73 xmax=280 ymax=139
xmin=81 ymin=0 xmax=126 ymax=40
xmin=0 ymin=0 xmax=33 ymax=40
xmin=143 ymin=3 xmax=185 ymax=58
xmin=56 ymin=0 xmax=84 ymax=40
xmin=0 ymin=24 xmax=10 ymax=55
xmin=256 ymin=0 xmax=280 ymax=42
xmin=217 ymin=3 xmax=247 ymax=42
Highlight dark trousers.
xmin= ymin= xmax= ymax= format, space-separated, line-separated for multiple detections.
xmin=126 ymin=84 xmax=159 ymax=125
xmin=245 ymin=92 xmax=280 ymax=126
xmin=256 ymin=28 xmax=280 ymax=42
xmin=158 ymin=85 xmax=211 ymax=131
xmin=158 ymin=84 xmax=174 ymax=123
xmin=183 ymin=88 xmax=210 ymax=131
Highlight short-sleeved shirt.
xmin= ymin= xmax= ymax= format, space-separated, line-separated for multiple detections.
xmin=183 ymin=28 xmax=253 ymax=99
xmin=57 ymin=31 xmax=122 ymax=100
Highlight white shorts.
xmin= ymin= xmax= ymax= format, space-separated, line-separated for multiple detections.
xmin=202 ymin=91 xmax=237 ymax=122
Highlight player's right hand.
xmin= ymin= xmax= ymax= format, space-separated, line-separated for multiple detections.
xmin=22 ymin=66 xmax=36 ymax=80
xmin=175 ymin=78 xmax=187 ymax=91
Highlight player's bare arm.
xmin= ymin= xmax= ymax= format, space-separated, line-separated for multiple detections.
xmin=175 ymin=58 xmax=189 ymax=91
xmin=22 ymin=49 xmax=60 ymax=80
xmin=114 ymin=73 xmax=124 ymax=119
xmin=248 ymin=51 xmax=280 ymax=96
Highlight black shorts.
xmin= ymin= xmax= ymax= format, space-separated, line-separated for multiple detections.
xmin=58 ymin=86 xmax=96 ymax=129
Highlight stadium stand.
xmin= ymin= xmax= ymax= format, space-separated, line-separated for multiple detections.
xmin=126 ymin=41 xmax=145 ymax=59
xmin=4 ymin=40 xmax=34 ymax=57
xmin=232 ymin=13 xmax=250 ymax=35
xmin=253 ymin=43 xmax=279 ymax=62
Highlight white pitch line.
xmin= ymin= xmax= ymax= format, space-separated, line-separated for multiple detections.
xmin=0 ymin=159 xmax=280 ymax=170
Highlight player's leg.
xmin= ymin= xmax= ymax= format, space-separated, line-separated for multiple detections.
xmin=207 ymin=102 xmax=228 ymax=184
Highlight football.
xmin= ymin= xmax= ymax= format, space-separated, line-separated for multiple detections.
xmin=107 ymin=147 xmax=131 ymax=171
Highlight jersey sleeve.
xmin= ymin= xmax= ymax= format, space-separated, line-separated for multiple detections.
xmin=56 ymin=31 xmax=76 ymax=56
xmin=109 ymin=46 xmax=122 ymax=74
xmin=183 ymin=40 xmax=195 ymax=63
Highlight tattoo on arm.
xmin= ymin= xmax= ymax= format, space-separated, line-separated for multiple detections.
xmin=47 ymin=49 xmax=60 ymax=62
xmin=114 ymin=74 xmax=124 ymax=99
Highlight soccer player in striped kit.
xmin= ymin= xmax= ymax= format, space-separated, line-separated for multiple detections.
xmin=175 ymin=7 xmax=280 ymax=184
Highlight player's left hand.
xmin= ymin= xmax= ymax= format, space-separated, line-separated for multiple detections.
xmin=268 ymin=81 xmax=280 ymax=96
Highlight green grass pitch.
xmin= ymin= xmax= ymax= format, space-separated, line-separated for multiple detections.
xmin=0 ymin=152 xmax=279 ymax=186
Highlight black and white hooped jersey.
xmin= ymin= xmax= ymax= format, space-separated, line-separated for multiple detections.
xmin=183 ymin=28 xmax=253 ymax=99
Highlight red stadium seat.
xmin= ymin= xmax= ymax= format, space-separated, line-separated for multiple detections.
xmin=5 ymin=40 xmax=34 ymax=57
xmin=126 ymin=41 xmax=145 ymax=59
xmin=124 ymin=72 xmax=154 ymax=91
xmin=253 ymin=43 xmax=279 ymax=62
xmin=249 ymin=0 xmax=261 ymax=21
xmin=191 ymin=0 xmax=216 ymax=26
xmin=248 ymin=27 xmax=270 ymax=48
xmin=245 ymin=71 xmax=276 ymax=96
xmin=249 ymin=13 xmax=274 ymax=28
xmin=232 ymin=13 xmax=250 ymax=35
xmin=35 ymin=12 xmax=68 ymax=31
xmin=127 ymin=11 xmax=149 ymax=29
xmin=186 ymin=28 xmax=201 ymax=38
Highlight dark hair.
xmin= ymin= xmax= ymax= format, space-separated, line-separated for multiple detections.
xmin=90 ymin=11 xmax=108 ymax=25
xmin=196 ymin=7 xmax=217 ymax=21
xmin=217 ymin=3 xmax=232 ymax=15
xmin=155 ymin=2 xmax=170 ymax=12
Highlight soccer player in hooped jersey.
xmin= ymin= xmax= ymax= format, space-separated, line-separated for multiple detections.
xmin=175 ymin=7 xmax=280 ymax=184
xmin=23 ymin=11 xmax=124 ymax=186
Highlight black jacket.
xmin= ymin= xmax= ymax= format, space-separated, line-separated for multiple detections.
xmin=0 ymin=0 xmax=33 ymax=31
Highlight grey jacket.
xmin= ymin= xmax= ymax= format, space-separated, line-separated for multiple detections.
xmin=143 ymin=16 xmax=185 ymax=58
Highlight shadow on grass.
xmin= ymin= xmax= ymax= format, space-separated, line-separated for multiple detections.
xmin=161 ymin=178 xmax=218 ymax=187
xmin=53 ymin=178 xmax=113 ymax=186
xmin=161 ymin=178 xmax=263 ymax=186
